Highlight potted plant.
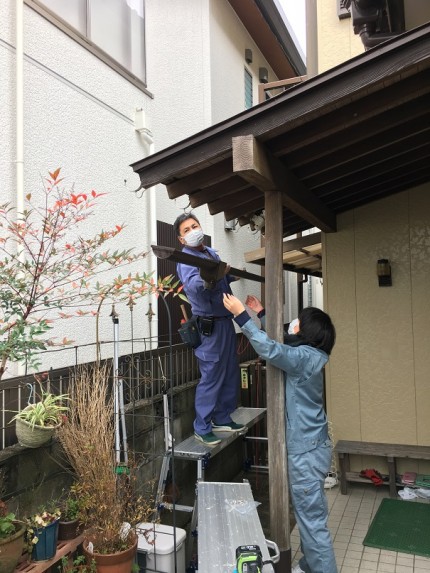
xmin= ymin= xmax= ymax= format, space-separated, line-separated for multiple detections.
xmin=11 ymin=378 xmax=69 ymax=448
xmin=25 ymin=506 xmax=61 ymax=562
xmin=58 ymin=366 xmax=153 ymax=572
xmin=61 ymin=554 xmax=97 ymax=573
xmin=0 ymin=499 xmax=26 ymax=573
xmin=58 ymin=487 xmax=83 ymax=541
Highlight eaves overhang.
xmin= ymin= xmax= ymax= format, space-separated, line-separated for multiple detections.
xmin=131 ymin=23 xmax=430 ymax=249
xmin=227 ymin=0 xmax=306 ymax=77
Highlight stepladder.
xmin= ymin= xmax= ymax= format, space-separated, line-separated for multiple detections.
xmin=154 ymin=407 xmax=267 ymax=567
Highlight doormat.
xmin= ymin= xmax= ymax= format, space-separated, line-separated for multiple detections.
xmin=363 ymin=498 xmax=430 ymax=557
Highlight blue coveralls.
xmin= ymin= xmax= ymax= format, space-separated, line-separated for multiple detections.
xmin=235 ymin=311 xmax=338 ymax=573
xmin=177 ymin=246 xmax=241 ymax=435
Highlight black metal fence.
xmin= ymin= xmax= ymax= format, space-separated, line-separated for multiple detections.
xmin=0 ymin=334 xmax=257 ymax=450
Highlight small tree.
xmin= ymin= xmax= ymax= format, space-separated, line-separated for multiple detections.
xmin=0 ymin=168 xmax=183 ymax=380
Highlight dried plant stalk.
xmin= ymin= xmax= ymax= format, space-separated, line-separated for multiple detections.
xmin=58 ymin=365 xmax=115 ymax=480
xmin=57 ymin=365 xmax=153 ymax=554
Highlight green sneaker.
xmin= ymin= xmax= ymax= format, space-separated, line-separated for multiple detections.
xmin=194 ymin=431 xmax=221 ymax=446
xmin=212 ymin=422 xmax=246 ymax=432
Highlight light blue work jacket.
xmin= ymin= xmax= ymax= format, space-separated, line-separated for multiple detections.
xmin=238 ymin=315 xmax=329 ymax=454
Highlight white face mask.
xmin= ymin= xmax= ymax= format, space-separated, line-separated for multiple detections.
xmin=184 ymin=228 xmax=204 ymax=247
xmin=288 ymin=318 xmax=299 ymax=335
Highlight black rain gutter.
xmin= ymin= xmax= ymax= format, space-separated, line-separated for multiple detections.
xmin=130 ymin=24 xmax=430 ymax=187
xmin=350 ymin=0 xmax=402 ymax=49
xmin=358 ymin=24 xmax=397 ymax=48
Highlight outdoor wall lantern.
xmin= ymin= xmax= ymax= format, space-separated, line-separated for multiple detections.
xmin=245 ymin=48 xmax=253 ymax=63
xmin=259 ymin=67 xmax=269 ymax=83
xmin=377 ymin=258 xmax=392 ymax=287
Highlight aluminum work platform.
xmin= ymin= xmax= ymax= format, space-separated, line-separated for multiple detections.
xmin=155 ymin=406 xmax=268 ymax=565
xmin=172 ymin=406 xmax=266 ymax=480
xmin=197 ymin=481 xmax=278 ymax=573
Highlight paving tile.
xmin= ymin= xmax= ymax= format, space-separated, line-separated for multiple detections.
xmin=291 ymin=483 xmax=430 ymax=572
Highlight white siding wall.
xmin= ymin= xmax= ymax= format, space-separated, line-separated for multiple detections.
xmin=146 ymin=0 xmax=269 ymax=312
xmin=209 ymin=0 xmax=278 ymax=120
xmin=1 ymin=1 xmax=159 ymax=374
xmin=208 ymin=0 xmax=300 ymax=318
xmin=0 ymin=0 xmax=287 ymax=376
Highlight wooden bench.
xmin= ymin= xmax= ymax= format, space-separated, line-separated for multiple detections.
xmin=15 ymin=535 xmax=84 ymax=573
xmin=334 ymin=440 xmax=430 ymax=498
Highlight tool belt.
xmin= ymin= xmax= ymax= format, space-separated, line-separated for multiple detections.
xmin=178 ymin=315 xmax=232 ymax=347
xmin=178 ymin=316 xmax=201 ymax=348
xmin=196 ymin=315 xmax=232 ymax=336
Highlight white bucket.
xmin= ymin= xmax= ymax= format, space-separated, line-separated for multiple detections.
xmin=136 ymin=522 xmax=187 ymax=573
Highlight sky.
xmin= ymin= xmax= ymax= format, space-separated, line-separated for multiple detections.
xmin=277 ymin=0 xmax=306 ymax=56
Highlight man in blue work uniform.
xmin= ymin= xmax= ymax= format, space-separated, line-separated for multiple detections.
xmin=173 ymin=212 xmax=244 ymax=446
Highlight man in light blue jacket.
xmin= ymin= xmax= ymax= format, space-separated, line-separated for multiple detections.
xmin=223 ymin=293 xmax=337 ymax=573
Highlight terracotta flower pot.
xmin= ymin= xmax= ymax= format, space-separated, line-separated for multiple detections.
xmin=82 ymin=533 xmax=137 ymax=573
xmin=0 ymin=521 xmax=26 ymax=573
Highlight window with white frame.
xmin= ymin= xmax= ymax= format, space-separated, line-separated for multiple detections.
xmin=27 ymin=0 xmax=146 ymax=87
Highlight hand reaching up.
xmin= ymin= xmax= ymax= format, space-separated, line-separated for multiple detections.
xmin=223 ymin=293 xmax=245 ymax=316
xmin=245 ymin=294 xmax=264 ymax=314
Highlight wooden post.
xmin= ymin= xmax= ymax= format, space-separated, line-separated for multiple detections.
xmin=231 ymin=133 xmax=332 ymax=571
xmin=232 ymin=134 xmax=310 ymax=570
xmin=265 ymin=189 xmax=291 ymax=572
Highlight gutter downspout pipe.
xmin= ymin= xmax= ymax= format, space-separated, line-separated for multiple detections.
xmin=352 ymin=1 xmax=398 ymax=50
xmin=358 ymin=24 xmax=397 ymax=48
xmin=134 ymin=109 xmax=158 ymax=345
xmin=16 ymin=0 xmax=25 ymax=377
xmin=16 ymin=0 xmax=24 ymax=216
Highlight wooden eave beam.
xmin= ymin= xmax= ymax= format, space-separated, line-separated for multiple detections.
xmin=189 ymin=176 xmax=250 ymax=208
xmin=285 ymin=232 xmax=322 ymax=250
xmin=245 ymin=232 xmax=322 ymax=265
xmin=269 ymin=71 xmax=430 ymax=160
xmin=166 ymin=158 xmax=233 ymax=199
xmin=232 ymin=135 xmax=337 ymax=232
xmin=131 ymin=29 xmax=430 ymax=189
xmin=208 ymin=188 xmax=262 ymax=216
xmin=224 ymin=196 xmax=265 ymax=222
xmin=310 ymin=142 xmax=430 ymax=196
xmin=302 ymin=120 xmax=430 ymax=188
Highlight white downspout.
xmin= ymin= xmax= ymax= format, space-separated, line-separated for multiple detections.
xmin=16 ymin=0 xmax=24 ymax=215
xmin=146 ymin=147 xmax=159 ymax=350
xmin=134 ymin=109 xmax=158 ymax=348
xmin=16 ymin=0 xmax=25 ymax=377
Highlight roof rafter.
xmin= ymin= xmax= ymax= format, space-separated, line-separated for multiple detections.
xmin=232 ymin=135 xmax=337 ymax=232
xmin=166 ymin=158 xmax=233 ymax=199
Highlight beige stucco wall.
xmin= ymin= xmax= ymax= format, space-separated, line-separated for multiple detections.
xmin=317 ymin=0 xmax=363 ymax=73
xmin=316 ymin=0 xmax=430 ymax=74
xmin=323 ymin=184 xmax=430 ymax=473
